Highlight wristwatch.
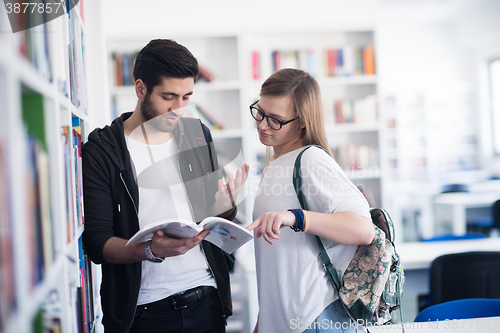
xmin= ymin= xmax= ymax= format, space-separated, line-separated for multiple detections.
xmin=144 ymin=240 xmax=164 ymax=263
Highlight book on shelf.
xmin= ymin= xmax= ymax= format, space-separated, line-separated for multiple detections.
xmin=77 ymin=237 xmax=95 ymax=333
xmin=72 ymin=118 xmax=84 ymax=227
xmin=272 ymin=51 xmax=281 ymax=73
xmin=51 ymin=15 xmax=70 ymax=97
xmin=251 ymin=51 xmax=260 ymax=80
xmin=332 ymin=144 xmax=379 ymax=172
xmin=325 ymin=49 xmax=337 ymax=77
xmin=363 ymin=44 xmax=375 ymax=75
xmin=114 ymin=53 xmax=123 ymax=86
xmin=198 ymin=65 xmax=215 ymax=82
xmin=268 ymin=44 xmax=375 ymax=78
xmin=33 ymin=289 xmax=63 ymax=333
xmin=324 ymin=95 xmax=378 ymax=125
xmin=112 ymin=51 xmax=139 ymax=86
xmin=19 ymin=22 xmax=53 ymax=83
xmin=0 ymin=141 xmax=16 ymax=330
xmin=126 ymin=217 xmax=253 ymax=254
xmin=61 ymin=126 xmax=76 ymax=243
xmin=22 ymin=92 xmax=56 ymax=285
xmin=68 ymin=8 xmax=88 ymax=113
xmin=270 ymin=49 xmax=317 ymax=75
xmin=195 ymin=104 xmax=225 ymax=130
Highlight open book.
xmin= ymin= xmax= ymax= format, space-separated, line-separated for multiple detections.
xmin=126 ymin=217 xmax=253 ymax=254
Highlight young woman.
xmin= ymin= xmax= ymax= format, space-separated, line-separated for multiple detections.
xmin=246 ymin=68 xmax=375 ymax=333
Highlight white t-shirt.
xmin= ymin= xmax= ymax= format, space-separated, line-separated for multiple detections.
xmin=253 ymin=146 xmax=371 ymax=332
xmin=125 ymin=135 xmax=216 ymax=305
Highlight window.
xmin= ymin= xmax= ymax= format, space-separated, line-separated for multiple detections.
xmin=491 ymin=59 xmax=500 ymax=154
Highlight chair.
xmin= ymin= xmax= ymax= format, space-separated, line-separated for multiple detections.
xmin=415 ymin=298 xmax=500 ymax=322
xmin=430 ymin=251 xmax=500 ymax=305
xmin=469 ymin=199 xmax=500 ymax=236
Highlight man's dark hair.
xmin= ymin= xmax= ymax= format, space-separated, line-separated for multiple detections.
xmin=133 ymin=39 xmax=199 ymax=94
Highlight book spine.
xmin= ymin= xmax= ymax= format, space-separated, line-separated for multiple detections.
xmin=251 ymin=51 xmax=260 ymax=80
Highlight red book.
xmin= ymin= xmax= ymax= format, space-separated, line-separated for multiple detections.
xmin=198 ymin=65 xmax=215 ymax=82
xmin=334 ymin=100 xmax=344 ymax=124
xmin=251 ymin=51 xmax=260 ymax=80
xmin=115 ymin=54 xmax=123 ymax=86
xmin=326 ymin=49 xmax=337 ymax=77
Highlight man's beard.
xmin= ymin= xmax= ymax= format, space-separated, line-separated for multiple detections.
xmin=141 ymin=93 xmax=181 ymax=133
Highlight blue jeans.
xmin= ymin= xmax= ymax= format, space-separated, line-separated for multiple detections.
xmin=302 ymin=300 xmax=366 ymax=333
xmin=129 ymin=287 xmax=225 ymax=333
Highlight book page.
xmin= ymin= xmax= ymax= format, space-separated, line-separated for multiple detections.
xmin=126 ymin=219 xmax=201 ymax=246
xmin=200 ymin=217 xmax=253 ymax=254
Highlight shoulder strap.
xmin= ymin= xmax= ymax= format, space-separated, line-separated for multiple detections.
xmin=292 ymin=146 xmax=342 ymax=292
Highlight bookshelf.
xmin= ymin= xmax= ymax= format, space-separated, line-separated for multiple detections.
xmin=247 ymin=30 xmax=383 ymax=208
xmin=0 ymin=2 xmax=106 ymax=332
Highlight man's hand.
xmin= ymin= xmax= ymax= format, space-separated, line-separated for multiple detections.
xmin=214 ymin=164 xmax=249 ymax=215
xmin=150 ymin=229 xmax=210 ymax=258
xmin=102 ymin=229 xmax=211 ymax=264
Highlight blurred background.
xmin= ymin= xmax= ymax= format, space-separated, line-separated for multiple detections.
xmin=1 ymin=0 xmax=500 ymax=332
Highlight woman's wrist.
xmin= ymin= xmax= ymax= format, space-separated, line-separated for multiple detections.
xmin=288 ymin=209 xmax=305 ymax=232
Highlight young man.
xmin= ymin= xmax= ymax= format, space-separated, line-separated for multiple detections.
xmin=82 ymin=39 xmax=248 ymax=333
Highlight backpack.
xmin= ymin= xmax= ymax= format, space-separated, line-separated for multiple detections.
xmin=292 ymin=146 xmax=405 ymax=326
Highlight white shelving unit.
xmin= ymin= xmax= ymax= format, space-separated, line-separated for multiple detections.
xmin=0 ymin=1 xmax=107 ymax=332
xmin=246 ymin=30 xmax=382 ymax=207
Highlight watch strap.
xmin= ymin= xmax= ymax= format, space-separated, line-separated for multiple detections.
xmin=145 ymin=240 xmax=164 ymax=263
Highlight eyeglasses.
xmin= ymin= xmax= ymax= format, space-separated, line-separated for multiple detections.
xmin=249 ymin=101 xmax=298 ymax=130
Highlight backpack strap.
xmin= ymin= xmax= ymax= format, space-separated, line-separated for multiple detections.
xmin=292 ymin=145 xmax=342 ymax=293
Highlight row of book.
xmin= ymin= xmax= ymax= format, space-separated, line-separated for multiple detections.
xmin=0 ymin=141 xmax=16 ymax=332
xmin=254 ymin=144 xmax=379 ymax=178
xmin=21 ymin=91 xmax=84 ymax=288
xmin=22 ymin=92 xmax=54 ymax=287
xmin=251 ymin=44 xmax=375 ymax=80
xmin=15 ymin=6 xmax=87 ymax=112
xmin=195 ymin=104 xmax=225 ymax=130
xmin=112 ymin=51 xmax=216 ymax=86
xmin=332 ymin=144 xmax=379 ymax=172
xmin=323 ymin=94 xmax=378 ymax=125
xmin=68 ymin=9 xmax=87 ymax=112
xmin=33 ymin=241 xmax=98 ymax=333
xmin=61 ymin=119 xmax=85 ymax=245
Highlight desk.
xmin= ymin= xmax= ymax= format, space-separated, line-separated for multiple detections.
xmin=398 ymin=237 xmax=500 ymax=271
xmin=397 ymin=238 xmax=500 ymax=296
xmin=433 ymin=192 xmax=500 ymax=235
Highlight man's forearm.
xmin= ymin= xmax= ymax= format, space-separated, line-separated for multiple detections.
xmin=103 ymin=237 xmax=146 ymax=264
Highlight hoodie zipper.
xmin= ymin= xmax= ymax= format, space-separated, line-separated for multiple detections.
xmin=177 ymin=146 xmax=227 ymax=322
xmin=119 ymin=172 xmax=140 ymax=333
xmin=120 ymin=173 xmax=138 ymax=216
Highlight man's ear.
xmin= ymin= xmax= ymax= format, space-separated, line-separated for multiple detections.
xmin=135 ymin=79 xmax=147 ymax=100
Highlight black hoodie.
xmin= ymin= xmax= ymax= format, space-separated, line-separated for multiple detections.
xmin=82 ymin=112 xmax=234 ymax=332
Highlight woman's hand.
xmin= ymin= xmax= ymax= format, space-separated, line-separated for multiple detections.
xmin=214 ymin=164 xmax=249 ymax=215
xmin=246 ymin=211 xmax=296 ymax=245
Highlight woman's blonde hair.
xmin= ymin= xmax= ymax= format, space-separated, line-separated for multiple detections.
xmin=260 ymin=68 xmax=332 ymax=159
